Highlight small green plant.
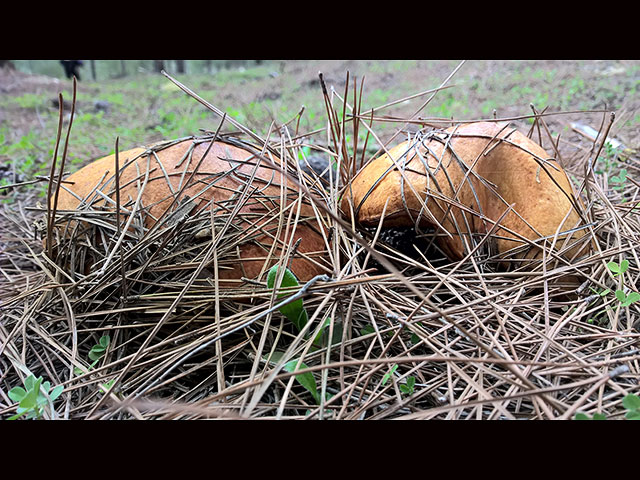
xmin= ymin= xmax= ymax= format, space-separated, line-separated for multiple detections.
xmin=266 ymin=265 xmax=335 ymax=347
xmin=615 ymin=290 xmax=640 ymax=307
xmin=610 ymin=168 xmax=627 ymax=191
xmin=400 ymin=376 xmax=416 ymax=396
xmin=74 ymin=335 xmax=110 ymax=375
xmin=360 ymin=324 xmax=375 ymax=336
xmin=607 ymin=259 xmax=629 ymax=276
xmin=264 ymin=352 xmax=327 ymax=405
xmin=574 ymin=412 xmax=607 ymax=420
xmin=604 ymin=258 xmax=639 ymax=307
xmin=89 ymin=335 xmax=111 ymax=361
xmin=266 ymin=265 xmax=308 ymax=330
xmin=382 ymin=364 xmax=398 ymax=385
xmin=623 ymin=394 xmax=640 ymax=420
xmin=575 ymin=394 xmax=640 ymax=420
xmin=72 ymin=336 xmax=116 ymax=394
xmin=7 ymin=374 xmax=63 ymax=420
xmin=283 ymin=358 xmax=322 ymax=404
xmin=410 ymin=322 xmax=424 ymax=344
xmin=380 ymin=364 xmax=416 ymax=396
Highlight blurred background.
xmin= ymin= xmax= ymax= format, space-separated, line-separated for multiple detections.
xmin=1 ymin=59 xmax=638 ymax=195
xmin=5 ymin=60 xmax=266 ymax=79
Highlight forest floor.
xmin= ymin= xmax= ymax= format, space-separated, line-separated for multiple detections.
xmin=1 ymin=60 xmax=639 ymax=420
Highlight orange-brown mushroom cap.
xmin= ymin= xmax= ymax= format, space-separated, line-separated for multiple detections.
xmin=50 ymin=137 xmax=330 ymax=282
xmin=341 ymin=122 xmax=589 ymax=261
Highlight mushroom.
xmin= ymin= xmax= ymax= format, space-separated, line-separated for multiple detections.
xmin=49 ymin=137 xmax=329 ymax=283
xmin=341 ymin=122 xmax=589 ymax=262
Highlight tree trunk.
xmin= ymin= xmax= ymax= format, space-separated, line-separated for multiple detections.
xmin=154 ymin=60 xmax=165 ymax=73
xmin=120 ymin=60 xmax=126 ymax=77
xmin=176 ymin=60 xmax=185 ymax=74
xmin=90 ymin=60 xmax=97 ymax=81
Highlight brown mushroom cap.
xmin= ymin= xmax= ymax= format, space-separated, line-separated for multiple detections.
xmin=341 ymin=122 xmax=589 ymax=261
xmin=51 ymin=137 xmax=329 ymax=282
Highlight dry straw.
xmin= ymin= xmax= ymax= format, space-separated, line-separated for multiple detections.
xmin=0 ymin=65 xmax=638 ymax=420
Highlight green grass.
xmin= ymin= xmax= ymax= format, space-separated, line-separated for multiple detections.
xmin=2 ymin=60 xmax=637 ymax=200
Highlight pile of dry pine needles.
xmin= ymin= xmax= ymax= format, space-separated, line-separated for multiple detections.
xmin=1 ymin=67 xmax=639 ymax=420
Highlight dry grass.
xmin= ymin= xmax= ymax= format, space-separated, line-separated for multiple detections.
xmin=1 ymin=65 xmax=639 ymax=420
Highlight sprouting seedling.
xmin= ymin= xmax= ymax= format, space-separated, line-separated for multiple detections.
xmin=607 ymin=259 xmax=629 ymax=277
xmin=615 ymin=289 xmax=640 ymax=307
xmin=382 ymin=364 xmax=399 ymax=385
xmin=575 ymin=394 xmax=640 ymax=420
xmin=623 ymin=394 xmax=640 ymax=420
xmin=400 ymin=376 xmax=416 ymax=396
xmin=7 ymin=374 xmax=63 ymax=420
xmin=74 ymin=335 xmax=111 ymax=375
xmin=610 ymin=168 xmax=627 ymax=191
xmin=380 ymin=365 xmax=415 ymax=396
xmin=72 ymin=336 xmax=116 ymax=394
xmin=589 ymin=287 xmax=611 ymax=298
xmin=88 ymin=335 xmax=110 ymax=361
xmin=264 ymin=351 xmax=325 ymax=404
xmin=283 ymin=358 xmax=322 ymax=404
xmin=267 ymin=265 xmax=308 ymax=331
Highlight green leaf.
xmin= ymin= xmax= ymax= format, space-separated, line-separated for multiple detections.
xmin=23 ymin=374 xmax=37 ymax=391
xmin=382 ymin=364 xmax=398 ymax=385
xmin=283 ymin=359 xmax=319 ymax=404
xmin=8 ymin=386 xmax=26 ymax=403
xmin=88 ymin=346 xmax=106 ymax=361
xmin=575 ymin=412 xmax=606 ymax=420
xmin=49 ymin=385 xmax=64 ymax=401
xmin=99 ymin=380 xmax=115 ymax=394
xmin=36 ymin=393 xmax=49 ymax=407
xmin=608 ymin=259 xmax=629 ymax=276
xmin=266 ymin=265 xmax=308 ymax=330
xmin=88 ymin=337 xmax=110 ymax=361
xmin=360 ymin=324 xmax=375 ymax=336
xmin=264 ymin=352 xmax=321 ymax=403
xmin=622 ymin=394 xmax=640 ymax=411
xmin=400 ymin=376 xmax=416 ymax=395
xmin=624 ymin=292 xmax=640 ymax=306
xmin=620 ymin=259 xmax=629 ymax=273
xmin=263 ymin=351 xmax=285 ymax=365
xmin=625 ymin=410 xmax=640 ymax=420
xmin=7 ymin=410 xmax=29 ymax=421
xmin=312 ymin=317 xmax=332 ymax=347
xmin=20 ymin=377 xmax=42 ymax=410
xmin=616 ymin=290 xmax=640 ymax=307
